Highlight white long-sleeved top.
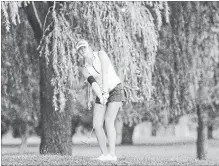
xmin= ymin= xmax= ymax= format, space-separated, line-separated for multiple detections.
xmin=85 ymin=51 xmax=121 ymax=93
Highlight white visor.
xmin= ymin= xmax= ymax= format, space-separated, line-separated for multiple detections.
xmin=76 ymin=40 xmax=89 ymax=51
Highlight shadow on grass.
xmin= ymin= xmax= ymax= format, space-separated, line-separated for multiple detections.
xmin=128 ymin=140 xmax=196 ymax=146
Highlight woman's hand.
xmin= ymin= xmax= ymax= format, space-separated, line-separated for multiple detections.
xmin=99 ymin=92 xmax=109 ymax=105
xmin=102 ymin=93 xmax=109 ymax=104
xmin=99 ymin=95 xmax=107 ymax=105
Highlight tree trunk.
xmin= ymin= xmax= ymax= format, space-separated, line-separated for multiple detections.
xmin=151 ymin=122 xmax=157 ymax=136
xmin=196 ymin=104 xmax=208 ymax=160
xmin=24 ymin=2 xmax=72 ymax=155
xmin=19 ymin=124 xmax=29 ymax=154
xmin=20 ymin=132 xmax=28 ymax=154
xmin=121 ymin=123 xmax=134 ymax=145
xmin=39 ymin=57 xmax=72 ymax=155
xmin=208 ymin=125 xmax=213 ymax=140
xmin=71 ymin=117 xmax=80 ymax=137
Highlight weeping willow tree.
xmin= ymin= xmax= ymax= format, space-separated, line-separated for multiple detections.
xmin=38 ymin=1 xmax=170 ymax=108
xmin=66 ymin=1 xmax=170 ymax=144
xmin=2 ymin=1 xmax=169 ymax=155
xmin=152 ymin=22 xmax=196 ymax=135
xmin=153 ymin=1 xmax=219 ymax=160
xmin=1 ymin=3 xmax=40 ymax=150
xmin=166 ymin=2 xmax=219 ymax=160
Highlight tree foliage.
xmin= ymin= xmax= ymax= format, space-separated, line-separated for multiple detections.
xmin=70 ymin=1 xmax=169 ymax=101
xmin=1 ymin=7 xmax=40 ymax=136
xmin=1 ymin=1 xmax=170 ymax=126
xmin=169 ymin=2 xmax=219 ymax=110
xmin=1 ymin=1 xmax=29 ymax=31
xmin=31 ymin=2 xmax=169 ymax=112
xmin=152 ymin=2 xmax=219 ymax=120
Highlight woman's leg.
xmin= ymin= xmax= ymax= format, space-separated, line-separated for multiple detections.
xmin=105 ymin=102 xmax=122 ymax=156
xmin=93 ymin=103 xmax=108 ymax=155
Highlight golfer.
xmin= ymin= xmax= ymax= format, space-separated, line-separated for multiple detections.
xmin=76 ymin=40 xmax=125 ymax=161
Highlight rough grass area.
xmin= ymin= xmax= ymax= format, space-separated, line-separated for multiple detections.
xmin=2 ymin=139 xmax=219 ymax=165
xmin=2 ymin=155 xmax=219 ymax=166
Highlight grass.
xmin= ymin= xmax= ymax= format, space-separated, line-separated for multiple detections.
xmin=2 ymin=155 xmax=219 ymax=166
xmin=2 ymin=139 xmax=219 ymax=165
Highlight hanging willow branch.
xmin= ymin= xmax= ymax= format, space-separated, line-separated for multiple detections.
xmin=1 ymin=1 xmax=30 ymax=31
xmin=156 ymin=2 xmax=219 ymax=120
xmin=2 ymin=1 xmax=169 ymax=114
xmin=37 ymin=9 xmax=80 ymax=112
xmin=67 ymin=2 xmax=168 ymax=103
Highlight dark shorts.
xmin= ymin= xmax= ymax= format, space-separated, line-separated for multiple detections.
xmin=95 ymin=83 xmax=126 ymax=104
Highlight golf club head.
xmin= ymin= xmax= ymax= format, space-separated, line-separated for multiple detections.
xmin=81 ymin=140 xmax=89 ymax=144
xmin=81 ymin=140 xmax=92 ymax=146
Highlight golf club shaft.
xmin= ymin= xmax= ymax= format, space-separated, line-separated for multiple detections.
xmin=82 ymin=106 xmax=105 ymax=144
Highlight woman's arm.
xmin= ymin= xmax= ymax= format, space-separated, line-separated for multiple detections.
xmin=98 ymin=50 xmax=109 ymax=95
xmin=81 ymin=67 xmax=104 ymax=104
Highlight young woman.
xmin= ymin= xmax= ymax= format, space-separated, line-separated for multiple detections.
xmin=75 ymin=40 xmax=125 ymax=161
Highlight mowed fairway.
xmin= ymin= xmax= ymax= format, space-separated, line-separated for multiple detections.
xmin=2 ymin=139 xmax=219 ymax=165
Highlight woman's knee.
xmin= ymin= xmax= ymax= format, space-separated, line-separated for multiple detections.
xmin=105 ymin=116 xmax=114 ymax=127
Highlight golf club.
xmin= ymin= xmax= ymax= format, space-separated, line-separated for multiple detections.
xmin=81 ymin=104 xmax=106 ymax=145
xmin=81 ymin=127 xmax=94 ymax=145
xmin=66 ymin=88 xmax=107 ymax=145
